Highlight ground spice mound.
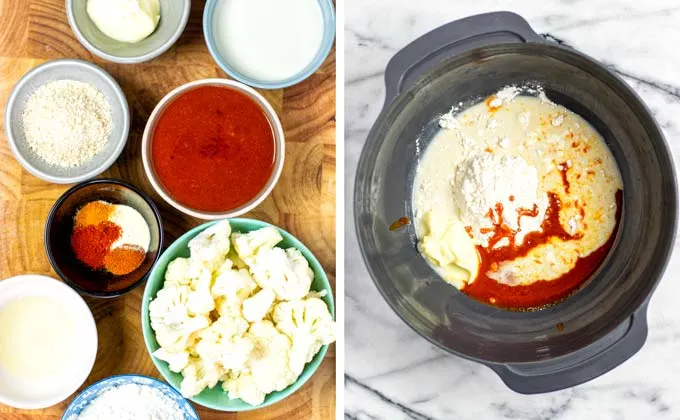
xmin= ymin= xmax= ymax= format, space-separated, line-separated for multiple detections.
xmin=74 ymin=200 xmax=113 ymax=226
xmin=71 ymin=221 xmax=122 ymax=269
xmin=104 ymin=245 xmax=146 ymax=275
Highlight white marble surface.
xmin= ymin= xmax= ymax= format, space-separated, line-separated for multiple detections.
xmin=344 ymin=1 xmax=680 ymax=419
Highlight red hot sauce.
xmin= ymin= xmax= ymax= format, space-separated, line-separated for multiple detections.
xmin=152 ymin=86 xmax=276 ymax=212
xmin=462 ymin=190 xmax=622 ymax=309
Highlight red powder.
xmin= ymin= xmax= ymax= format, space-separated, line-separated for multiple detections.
xmin=70 ymin=221 xmax=122 ymax=269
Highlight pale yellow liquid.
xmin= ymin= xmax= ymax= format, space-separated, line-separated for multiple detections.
xmin=0 ymin=296 xmax=79 ymax=379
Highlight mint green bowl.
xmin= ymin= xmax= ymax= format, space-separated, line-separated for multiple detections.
xmin=141 ymin=218 xmax=334 ymax=411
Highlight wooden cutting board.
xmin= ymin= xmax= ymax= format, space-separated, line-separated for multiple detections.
xmin=0 ymin=0 xmax=336 ymax=418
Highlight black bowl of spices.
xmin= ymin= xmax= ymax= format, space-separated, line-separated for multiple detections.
xmin=45 ymin=179 xmax=163 ymax=297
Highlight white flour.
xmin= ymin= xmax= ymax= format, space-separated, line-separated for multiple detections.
xmin=453 ymin=153 xmax=547 ymax=247
xmin=77 ymin=384 xmax=186 ymax=420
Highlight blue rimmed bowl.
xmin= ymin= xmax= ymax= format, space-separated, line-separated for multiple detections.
xmin=203 ymin=0 xmax=336 ymax=89
xmin=62 ymin=375 xmax=199 ymax=420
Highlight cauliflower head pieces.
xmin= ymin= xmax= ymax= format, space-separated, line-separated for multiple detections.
xmin=272 ymin=297 xmax=336 ymax=376
xmin=149 ymin=285 xmax=210 ymax=352
xmin=222 ymin=321 xmax=297 ymax=405
xmin=231 ymin=227 xmax=283 ymax=265
xmin=188 ymin=220 xmax=232 ymax=270
xmin=250 ymin=247 xmax=314 ymax=301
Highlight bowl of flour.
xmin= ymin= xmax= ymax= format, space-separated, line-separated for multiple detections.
xmin=62 ymin=375 xmax=198 ymax=420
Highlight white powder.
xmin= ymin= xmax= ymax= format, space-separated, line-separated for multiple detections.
xmin=452 ymin=153 xmax=547 ymax=247
xmin=438 ymin=112 xmax=459 ymax=129
xmin=22 ymin=80 xmax=112 ymax=168
xmin=519 ymin=111 xmax=531 ymax=128
xmin=109 ymin=204 xmax=151 ymax=252
xmin=552 ymin=113 xmax=565 ymax=126
xmin=490 ymin=85 xmax=519 ymax=107
xmin=77 ymin=384 xmax=186 ymax=420
xmin=487 ymin=119 xmax=498 ymax=130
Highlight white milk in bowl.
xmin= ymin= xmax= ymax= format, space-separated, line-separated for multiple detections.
xmin=214 ymin=0 xmax=325 ymax=82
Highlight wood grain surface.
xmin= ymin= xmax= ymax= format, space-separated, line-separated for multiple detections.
xmin=0 ymin=0 xmax=336 ymax=418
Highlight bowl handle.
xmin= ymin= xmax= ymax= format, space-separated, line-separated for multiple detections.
xmin=487 ymin=301 xmax=650 ymax=394
xmin=384 ymin=11 xmax=544 ymax=106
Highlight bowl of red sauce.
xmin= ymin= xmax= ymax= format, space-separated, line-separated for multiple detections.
xmin=142 ymin=79 xmax=284 ymax=219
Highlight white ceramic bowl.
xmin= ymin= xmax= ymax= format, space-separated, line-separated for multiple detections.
xmin=142 ymin=79 xmax=285 ymax=219
xmin=0 ymin=275 xmax=98 ymax=409
xmin=4 ymin=59 xmax=130 ymax=184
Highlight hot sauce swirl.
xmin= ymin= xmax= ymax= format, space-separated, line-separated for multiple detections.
xmin=463 ymin=190 xmax=622 ymax=309
xmin=151 ymin=86 xmax=275 ymax=212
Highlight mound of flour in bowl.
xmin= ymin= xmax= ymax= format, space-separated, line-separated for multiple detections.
xmin=77 ymin=383 xmax=185 ymax=420
xmin=452 ymin=153 xmax=548 ymax=247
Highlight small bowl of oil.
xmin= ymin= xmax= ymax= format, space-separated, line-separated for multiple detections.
xmin=0 ymin=274 xmax=97 ymax=409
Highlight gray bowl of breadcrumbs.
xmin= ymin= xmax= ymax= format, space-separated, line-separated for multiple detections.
xmin=4 ymin=59 xmax=129 ymax=184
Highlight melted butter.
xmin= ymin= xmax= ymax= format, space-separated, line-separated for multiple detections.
xmin=0 ymin=296 xmax=79 ymax=380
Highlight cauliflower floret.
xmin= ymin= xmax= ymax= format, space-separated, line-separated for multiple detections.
xmin=222 ymin=372 xmax=263 ymax=406
xmin=188 ymin=220 xmax=231 ymax=270
xmin=272 ymin=298 xmax=336 ymax=376
xmin=231 ymin=227 xmax=283 ymax=265
xmin=212 ymin=266 xmax=257 ymax=318
xmin=186 ymin=267 xmax=215 ymax=316
xmin=305 ymin=289 xmax=328 ymax=300
xmin=149 ymin=285 xmax=211 ymax=352
xmin=180 ymin=357 xmax=224 ymax=398
xmin=250 ymin=247 xmax=313 ymax=301
xmin=194 ymin=315 xmax=253 ymax=372
xmin=226 ymin=247 xmax=248 ymax=269
xmin=164 ymin=257 xmax=192 ymax=287
xmin=212 ymin=267 xmax=257 ymax=299
xmin=215 ymin=258 xmax=234 ymax=277
xmin=242 ymin=288 xmax=276 ymax=323
xmin=153 ymin=347 xmax=190 ymax=373
xmin=222 ymin=321 xmax=297 ymax=405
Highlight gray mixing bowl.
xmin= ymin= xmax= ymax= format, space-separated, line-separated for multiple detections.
xmin=354 ymin=12 xmax=677 ymax=394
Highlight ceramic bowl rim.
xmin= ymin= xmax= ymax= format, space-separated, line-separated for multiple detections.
xmin=141 ymin=78 xmax=285 ymax=220
xmin=66 ymin=0 xmax=191 ymax=64
xmin=61 ymin=374 xmax=199 ymax=420
xmin=202 ymin=0 xmax=336 ymax=89
xmin=44 ymin=178 xmax=164 ymax=298
xmin=3 ymin=58 xmax=130 ymax=184
xmin=0 ymin=274 xmax=98 ymax=410
xmin=140 ymin=218 xmax=335 ymax=411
